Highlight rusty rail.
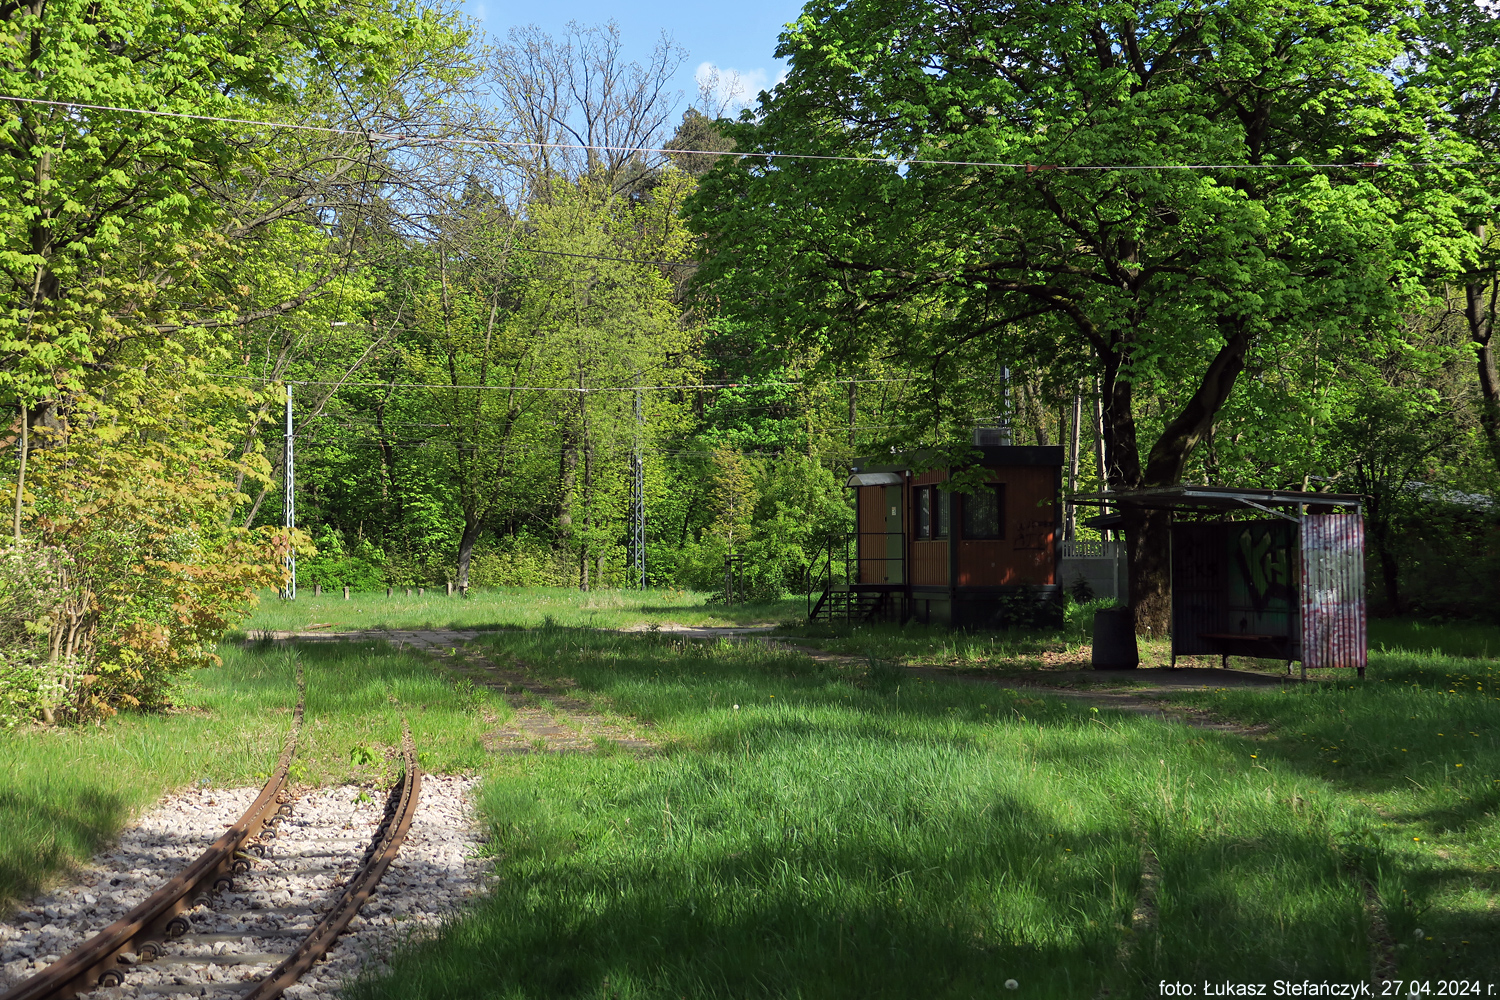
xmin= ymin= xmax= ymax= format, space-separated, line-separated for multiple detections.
xmin=242 ymin=722 xmax=421 ymax=1000
xmin=1 ymin=667 xmax=306 ymax=1000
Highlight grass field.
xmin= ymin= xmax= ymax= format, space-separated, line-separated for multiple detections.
xmin=5 ymin=588 xmax=1499 ymax=995
xmin=1165 ymin=648 xmax=1500 ymax=982
xmin=236 ymin=586 xmax=801 ymax=635
xmin=346 ymin=620 xmax=1500 ymax=999
xmin=0 ymin=640 xmax=507 ymax=910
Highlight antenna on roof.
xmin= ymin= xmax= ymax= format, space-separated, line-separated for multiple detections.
xmin=973 ymin=366 xmax=1013 ymax=446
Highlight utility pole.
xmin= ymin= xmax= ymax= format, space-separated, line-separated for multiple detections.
xmin=629 ymin=386 xmax=645 ymax=589
xmin=1067 ymin=390 xmax=1082 ymax=541
xmin=1094 ymin=379 xmax=1109 ymax=541
xmin=847 ymin=378 xmax=856 ymax=450
xmin=284 ymin=383 xmax=296 ymax=599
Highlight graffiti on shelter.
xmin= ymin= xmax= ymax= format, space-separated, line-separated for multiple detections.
xmin=1230 ymin=522 xmax=1297 ymax=614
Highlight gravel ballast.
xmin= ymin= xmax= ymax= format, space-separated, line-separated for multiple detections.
xmin=0 ymin=775 xmax=489 ymax=998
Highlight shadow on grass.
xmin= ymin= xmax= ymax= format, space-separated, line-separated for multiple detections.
xmin=0 ymin=785 xmax=131 ymax=909
xmin=351 ymin=758 xmax=1377 ymax=1000
xmin=1154 ymin=648 xmax=1500 ymax=979
xmin=333 ymin=627 xmax=1407 ymax=997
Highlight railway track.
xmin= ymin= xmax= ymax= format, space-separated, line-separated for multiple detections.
xmin=1 ymin=673 xmax=424 ymax=1000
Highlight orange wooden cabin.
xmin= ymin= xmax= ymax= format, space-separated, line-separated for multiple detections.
xmin=813 ymin=446 xmax=1064 ymax=626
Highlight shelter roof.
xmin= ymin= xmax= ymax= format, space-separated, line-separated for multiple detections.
xmin=1069 ymin=485 xmax=1362 ymax=521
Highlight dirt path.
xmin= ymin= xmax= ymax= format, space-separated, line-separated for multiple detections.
xmin=265 ymin=629 xmax=655 ymax=754
xmin=268 ymin=624 xmax=1274 ymax=736
xmin=751 ymin=635 xmax=1280 ymax=734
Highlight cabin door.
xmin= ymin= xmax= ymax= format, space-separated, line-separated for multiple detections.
xmin=884 ymin=485 xmax=904 ymax=583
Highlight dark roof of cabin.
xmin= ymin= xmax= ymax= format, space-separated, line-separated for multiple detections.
xmin=851 ymin=445 xmax=1064 ymax=475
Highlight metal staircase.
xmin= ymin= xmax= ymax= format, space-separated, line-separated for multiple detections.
xmin=808 ymin=587 xmax=886 ymax=623
xmin=805 ymin=536 xmax=896 ymax=623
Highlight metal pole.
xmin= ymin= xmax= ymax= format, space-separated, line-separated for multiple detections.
xmin=630 ymin=386 xmax=646 ymax=588
xmin=999 ymin=365 xmax=1012 ymax=445
xmin=1094 ymin=378 xmax=1109 ymax=541
xmin=284 ymin=384 xmax=296 ymax=600
xmin=1067 ymin=391 xmax=1082 ymax=541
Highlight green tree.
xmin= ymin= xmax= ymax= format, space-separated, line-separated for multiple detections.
xmin=689 ymin=0 xmax=1476 ymax=629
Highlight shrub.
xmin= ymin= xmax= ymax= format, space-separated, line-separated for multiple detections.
xmin=18 ymin=373 xmax=292 ymax=715
xmin=0 ymin=543 xmax=80 ymax=725
xmin=300 ymin=526 xmax=388 ymax=591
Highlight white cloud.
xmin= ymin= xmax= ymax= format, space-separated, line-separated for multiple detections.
xmin=694 ymin=61 xmax=787 ymax=113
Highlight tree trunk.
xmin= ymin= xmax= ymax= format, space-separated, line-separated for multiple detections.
xmin=558 ymin=430 xmax=577 ymax=544
xmin=579 ymin=395 xmax=593 ymax=591
xmin=1099 ymin=320 xmax=1251 ymax=634
xmin=1066 ymin=392 xmax=1082 ymax=541
xmin=1464 ymin=227 xmax=1500 ymax=468
xmin=847 ymin=378 xmax=857 ymax=450
xmin=1366 ymin=492 xmax=1402 ymax=613
xmin=1093 ymin=383 xmax=1108 ymax=539
xmin=1123 ymin=506 xmax=1172 ymax=635
xmin=13 ymin=402 xmax=28 ymax=542
xmin=456 ymin=514 xmax=482 ymax=591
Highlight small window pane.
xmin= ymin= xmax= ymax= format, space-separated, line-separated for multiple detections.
xmin=962 ymin=486 xmax=1005 ymax=540
xmin=935 ymin=489 xmax=950 ymax=539
xmin=916 ymin=487 xmax=932 ymax=540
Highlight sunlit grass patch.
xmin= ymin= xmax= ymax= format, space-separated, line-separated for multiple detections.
xmin=350 ymin=628 xmax=1382 ymax=999
xmin=236 ymin=586 xmax=799 ymax=635
xmin=1167 ymin=646 xmax=1500 ymax=979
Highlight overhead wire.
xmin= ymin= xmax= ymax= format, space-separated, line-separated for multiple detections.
xmin=5 ymin=94 xmax=1495 ymax=172
xmin=185 ymin=367 xmax=915 ymax=393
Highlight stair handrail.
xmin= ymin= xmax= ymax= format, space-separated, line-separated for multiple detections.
xmin=805 ymin=536 xmax=839 ymax=620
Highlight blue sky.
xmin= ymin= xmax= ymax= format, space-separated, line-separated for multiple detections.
xmin=458 ymin=0 xmax=805 ymax=116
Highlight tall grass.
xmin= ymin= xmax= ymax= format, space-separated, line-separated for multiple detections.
xmin=1369 ymin=617 xmax=1500 ymax=660
xmin=1168 ymin=648 xmax=1500 ymax=979
xmin=349 ymin=629 xmax=1389 ymax=999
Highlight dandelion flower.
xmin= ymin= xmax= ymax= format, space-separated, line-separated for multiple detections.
xmin=1005 ymin=980 xmax=1019 ymax=990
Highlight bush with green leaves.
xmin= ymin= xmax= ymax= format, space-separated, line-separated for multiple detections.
xmin=299 ymin=526 xmax=389 ymax=592
xmin=677 ymin=453 xmax=852 ymax=598
xmin=0 ymin=543 xmax=79 ymax=726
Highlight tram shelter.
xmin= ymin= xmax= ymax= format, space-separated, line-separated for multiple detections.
xmin=1070 ymin=486 xmax=1368 ymax=678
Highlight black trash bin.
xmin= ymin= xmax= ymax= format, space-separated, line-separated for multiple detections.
xmin=1091 ymin=607 xmax=1139 ymax=670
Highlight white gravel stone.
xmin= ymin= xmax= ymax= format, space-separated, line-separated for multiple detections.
xmin=0 ymin=776 xmax=490 ymax=998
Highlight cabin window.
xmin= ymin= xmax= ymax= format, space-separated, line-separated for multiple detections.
xmin=934 ymin=488 xmax=950 ymax=539
xmin=962 ymin=485 xmax=1006 ymax=540
xmin=916 ymin=488 xmax=932 ymax=539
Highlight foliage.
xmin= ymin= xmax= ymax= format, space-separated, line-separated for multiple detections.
xmin=676 ymin=452 xmax=851 ymax=598
xmin=0 ymin=0 xmax=456 ymax=404
xmin=686 ymin=0 xmax=1487 ymax=629
xmin=299 ymin=527 xmax=389 ymax=592
xmin=0 ymin=542 xmax=77 ymax=726
xmin=20 ymin=369 xmax=294 ymax=714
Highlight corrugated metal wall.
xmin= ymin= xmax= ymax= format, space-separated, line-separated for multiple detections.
xmin=1300 ymin=514 xmax=1367 ymax=670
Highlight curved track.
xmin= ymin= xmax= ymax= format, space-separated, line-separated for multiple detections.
xmin=0 ymin=667 xmax=423 ymax=1000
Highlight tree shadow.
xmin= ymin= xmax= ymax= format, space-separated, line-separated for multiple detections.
xmin=0 ymin=785 xmax=131 ymax=911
